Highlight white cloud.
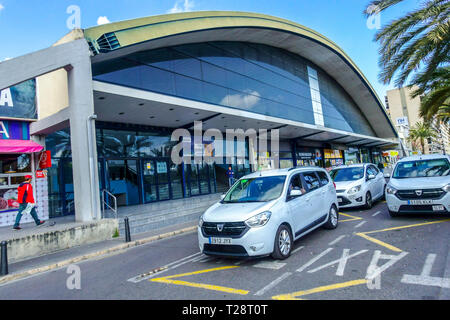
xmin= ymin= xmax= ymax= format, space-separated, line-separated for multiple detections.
xmin=0 ymin=4 xmax=4 ymax=11
xmin=2 ymin=57 xmax=11 ymax=61
xmin=167 ymin=0 xmax=194 ymax=14
xmin=97 ymin=16 xmax=111 ymax=25
xmin=221 ymin=91 xmax=261 ymax=109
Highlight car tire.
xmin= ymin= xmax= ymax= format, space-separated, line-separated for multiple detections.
xmin=388 ymin=210 xmax=399 ymax=217
xmin=365 ymin=192 xmax=373 ymax=209
xmin=382 ymin=185 xmax=387 ymax=200
xmin=271 ymin=224 xmax=293 ymax=260
xmin=323 ymin=205 xmax=339 ymax=230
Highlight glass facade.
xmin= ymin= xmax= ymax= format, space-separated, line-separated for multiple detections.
xmin=46 ymin=123 xmax=253 ymax=216
xmin=93 ymin=42 xmax=376 ymax=136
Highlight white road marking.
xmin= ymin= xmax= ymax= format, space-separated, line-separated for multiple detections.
xmin=234 ymin=259 xmax=247 ymax=265
xmin=354 ymin=221 xmax=367 ymax=228
xmin=127 ymin=251 xmax=202 ymax=283
xmin=296 ymin=248 xmax=333 ymax=273
xmin=254 ymin=272 xmax=292 ymax=296
xmin=372 ymin=211 xmax=381 ymax=217
xmin=292 ymin=246 xmax=305 ymax=255
xmin=366 ymin=250 xmax=408 ymax=280
xmin=401 ymin=254 xmax=450 ymax=289
xmin=328 ymin=235 xmax=346 ymax=246
xmin=307 ymin=249 xmax=368 ymax=276
xmin=253 ymin=260 xmax=287 ymax=270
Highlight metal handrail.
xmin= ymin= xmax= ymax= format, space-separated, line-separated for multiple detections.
xmin=101 ymin=189 xmax=118 ymax=219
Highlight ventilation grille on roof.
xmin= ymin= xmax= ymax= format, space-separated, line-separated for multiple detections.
xmin=95 ymin=32 xmax=121 ymax=54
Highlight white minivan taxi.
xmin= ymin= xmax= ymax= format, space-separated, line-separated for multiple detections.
xmin=385 ymin=154 xmax=450 ymax=217
xmin=330 ymin=163 xmax=386 ymax=209
xmin=198 ymin=167 xmax=339 ymax=260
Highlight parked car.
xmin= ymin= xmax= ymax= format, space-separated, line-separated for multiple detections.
xmin=384 ymin=154 xmax=450 ymax=217
xmin=329 ymin=163 xmax=386 ymax=209
xmin=197 ymin=167 xmax=338 ymax=260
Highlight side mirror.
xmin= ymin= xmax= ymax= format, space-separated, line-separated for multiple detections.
xmin=384 ymin=173 xmax=391 ymax=178
xmin=368 ymin=174 xmax=376 ymax=180
xmin=289 ymin=189 xmax=303 ymax=197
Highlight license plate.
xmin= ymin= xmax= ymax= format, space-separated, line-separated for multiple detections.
xmin=408 ymin=200 xmax=433 ymax=205
xmin=432 ymin=205 xmax=445 ymax=211
xmin=209 ymin=237 xmax=232 ymax=245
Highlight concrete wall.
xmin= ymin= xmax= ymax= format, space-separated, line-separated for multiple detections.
xmin=37 ymin=69 xmax=69 ymax=119
xmin=6 ymin=219 xmax=119 ymax=263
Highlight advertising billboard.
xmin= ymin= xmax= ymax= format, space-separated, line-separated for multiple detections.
xmin=0 ymin=79 xmax=37 ymax=120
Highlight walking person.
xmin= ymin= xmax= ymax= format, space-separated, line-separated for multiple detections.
xmin=13 ymin=175 xmax=45 ymax=230
xmin=226 ymin=165 xmax=235 ymax=188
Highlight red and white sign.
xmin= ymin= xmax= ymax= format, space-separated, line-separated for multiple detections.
xmin=36 ymin=170 xmax=47 ymax=179
xmin=38 ymin=150 xmax=51 ymax=169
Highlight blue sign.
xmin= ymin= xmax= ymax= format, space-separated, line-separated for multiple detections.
xmin=0 ymin=79 xmax=36 ymax=120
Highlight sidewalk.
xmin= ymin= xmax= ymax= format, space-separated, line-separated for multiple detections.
xmin=0 ymin=219 xmax=198 ymax=285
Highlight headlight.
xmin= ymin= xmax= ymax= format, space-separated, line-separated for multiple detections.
xmin=245 ymin=211 xmax=272 ymax=228
xmin=443 ymin=184 xmax=450 ymax=193
xmin=198 ymin=215 xmax=204 ymax=227
xmin=347 ymin=185 xmax=361 ymax=195
xmin=386 ymin=185 xmax=397 ymax=195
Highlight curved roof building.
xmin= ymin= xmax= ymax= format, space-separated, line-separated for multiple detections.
xmin=0 ymin=11 xmax=401 ymax=222
xmin=84 ymin=11 xmax=397 ymax=142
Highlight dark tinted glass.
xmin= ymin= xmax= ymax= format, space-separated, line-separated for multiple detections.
xmin=93 ymin=42 xmax=376 ymax=136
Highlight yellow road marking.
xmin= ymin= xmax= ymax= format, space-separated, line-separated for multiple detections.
xmin=150 ymin=266 xmax=249 ymax=295
xmin=355 ymin=218 xmax=450 ymax=252
xmin=363 ymin=219 xmax=450 ymax=235
xmin=272 ymin=279 xmax=368 ymax=300
xmin=355 ymin=232 xmax=402 ymax=252
xmin=339 ymin=212 xmax=363 ymax=222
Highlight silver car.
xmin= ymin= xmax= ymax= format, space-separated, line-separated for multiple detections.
xmin=198 ymin=167 xmax=339 ymax=260
xmin=330 ymin=163 xmax=386 ymax=209
xmin=385 ymin=154 xmax=450 ymax=217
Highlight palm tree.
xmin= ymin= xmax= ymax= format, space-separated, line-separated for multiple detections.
xmin=417 ymin=66 xmax=450 ymax=122
xmin=407 ymin=121 xmax=437 ymax=154
xmin=364 ymin=0 xmax=450 ymax=89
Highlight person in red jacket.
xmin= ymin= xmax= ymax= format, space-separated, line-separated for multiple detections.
xmin=13 ymin=175 xmax=45 ymax=230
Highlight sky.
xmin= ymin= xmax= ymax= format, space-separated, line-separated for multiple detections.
xmin=0 ymin=0 xmax=419 ymax=103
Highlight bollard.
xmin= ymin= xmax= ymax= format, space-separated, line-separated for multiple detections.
xmin=1 ymin=241 xmax=8 ymax=276
xmin=124 ymin=217 xmax=131 ymax=243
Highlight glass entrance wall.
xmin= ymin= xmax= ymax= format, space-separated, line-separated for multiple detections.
xmin=45 ymin=122 xmax=221 ymax=216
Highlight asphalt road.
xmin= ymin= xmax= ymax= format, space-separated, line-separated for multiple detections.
xmin=0 ymin=200 xmax=449 ymax=301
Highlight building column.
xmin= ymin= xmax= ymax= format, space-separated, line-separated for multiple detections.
xmin=66 ymin=44 xmax=101 ymax=222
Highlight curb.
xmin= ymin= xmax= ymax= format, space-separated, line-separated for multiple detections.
xmin=0 ymin=225 xmax=197 ymax=285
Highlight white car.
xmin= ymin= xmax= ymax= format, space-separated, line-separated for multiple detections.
xmin=385 ymin=154 xmax=450 ymax=217
xmin=198 ymin=167 xmax=338 ymax=260
xmin=330 ymin=163 xmax=386 ymax=209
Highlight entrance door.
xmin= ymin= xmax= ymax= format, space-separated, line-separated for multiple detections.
xmin=198 ymin=162 xmax=211 ymax=194
xmin=142 ymin=159 xmax=173 ymax=202
xmin=155 ymin=160 xmax=170 ymax=201
xmin=142 ymin=160 xmax=157 ymax=203
xmin=187 ymin=164 xmax=200 ymax=196
xmin=106 ymin=159 xmax=140 ymax=206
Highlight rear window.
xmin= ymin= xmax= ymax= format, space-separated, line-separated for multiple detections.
xmin=302 ymin=172 xmax=320 ymax=191
xmin=316 ymin=171 xmax=329 ymax=185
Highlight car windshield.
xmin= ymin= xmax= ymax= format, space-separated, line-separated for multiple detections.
xmin=330 ymin=167 xmax=364 ymax=182
xmin=222 ymin=175 xmax=286 ymax=203
xmin=392 ymin=159 xmax=450 ymax=178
